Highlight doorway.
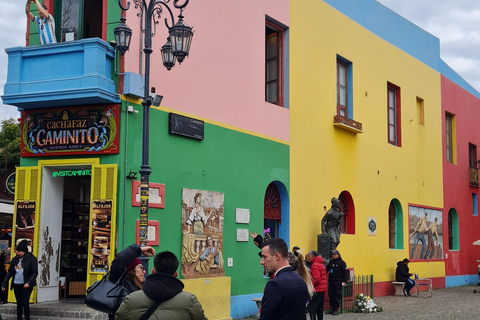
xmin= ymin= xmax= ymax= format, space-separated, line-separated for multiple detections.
xmin=37 ymin=165 xmax=91 ymax=302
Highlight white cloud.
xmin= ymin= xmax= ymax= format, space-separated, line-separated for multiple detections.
xmin=377 ymin=0 xmax=480 ymax=93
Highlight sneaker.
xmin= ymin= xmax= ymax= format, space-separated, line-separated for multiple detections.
xmin=325 ymin=310 xmax=334 ymax=314
xmin=403 ymin=288 xmax=407 ymax=296
xmin=407 ymin=292 xmax=412 ymax=296
xmin=332 ymin=310 xmax=338 ymax=315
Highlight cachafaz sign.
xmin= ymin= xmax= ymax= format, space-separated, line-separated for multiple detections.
xmin=20 ymin=105 xmax=119 ymax=157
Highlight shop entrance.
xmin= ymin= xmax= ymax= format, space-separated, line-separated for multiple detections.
xmin=37 ymin=165 xmax=91 ymax=302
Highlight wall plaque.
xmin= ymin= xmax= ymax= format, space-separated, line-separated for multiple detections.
xmin=169 ymin=113 xmax=204 ymax=140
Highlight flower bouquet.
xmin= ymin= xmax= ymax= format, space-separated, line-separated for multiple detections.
xmin=353 ymin=293 xmax=382 ymax=313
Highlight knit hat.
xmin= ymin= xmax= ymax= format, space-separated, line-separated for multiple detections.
xmin=331 ymin=249 xmax=340 ymax=255
xmin=127 ymin=257 xmax=142 ymax=272
xmin=16 ymin=240 xmax=28 ymax=253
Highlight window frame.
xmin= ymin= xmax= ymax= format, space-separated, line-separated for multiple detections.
xmin=388 ymin=199 xmax=403 ymax=249
xmin=265 ymin=21 xmax=284 ymax=106
xmin=446 ymin=113 xmax=454 ymax=163
xmin=337 ymin=59 xmax=348 ymax=117
xmin=387 ymin=82 xmax=401 ymax=147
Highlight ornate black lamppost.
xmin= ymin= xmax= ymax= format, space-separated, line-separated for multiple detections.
xmin=114 ymin=0 xmax=193 ymax=248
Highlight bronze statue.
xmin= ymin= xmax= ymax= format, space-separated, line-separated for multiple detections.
xmin=321 ymin=197 xmax=343 ymax=251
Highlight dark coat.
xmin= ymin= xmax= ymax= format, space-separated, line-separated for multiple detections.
xmin=259 ymin=266 xmax=309 ymax=320
xmin=395 ymin=261 xmax=412 ymax=282
xmin=326 ymin=255 xmax=349 ymax=284
xmin=110 ymin=244 xmax=142 ymax=294
xmin=1 ymin=252 xmax=38 ymax=290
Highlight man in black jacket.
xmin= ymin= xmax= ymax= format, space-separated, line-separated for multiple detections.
xmin=326 ymin=250 xmax=349 ymax=315
xmin=395 ymin=258 xmax=415 ymax=296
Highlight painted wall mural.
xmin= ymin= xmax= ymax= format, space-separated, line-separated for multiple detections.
xmin=181 ymin=188 xmax=224 ymax=278
xmin=409 ymin=206 xmax=443 ymax=260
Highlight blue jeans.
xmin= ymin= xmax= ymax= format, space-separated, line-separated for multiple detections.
xmin=404 ymin=278 xmax=415 ymax=293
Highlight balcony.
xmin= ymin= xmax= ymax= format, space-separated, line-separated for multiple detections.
xmin=469 ymin=166 xmax=479 ymax=187
xmin=333 ymin=115 xmax=363 ymax=133
xmin=2 ymin=38 xmax=119 ymax=110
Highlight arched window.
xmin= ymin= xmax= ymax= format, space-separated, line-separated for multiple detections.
xmin=388 ymin=199 xmax=403 ymax=249
xmin=339 ymin=191 xmax=355 ymax=234
xmin=448 ymin=208 xmax=459 ymax=250
xmin=264 ymin=183 xmax=281 ymax=239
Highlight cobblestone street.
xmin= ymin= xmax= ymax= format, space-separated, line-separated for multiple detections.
xmin=237 ymin=285 xmax=480 ymax=320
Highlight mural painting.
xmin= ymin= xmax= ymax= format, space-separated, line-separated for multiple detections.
xmin=409 ymin=206 xmax=443 ymax=260
xmin=181 ymin=188 xmax=224 ymax=278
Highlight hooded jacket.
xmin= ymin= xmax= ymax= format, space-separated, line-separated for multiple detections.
xmin=310 ymin=255 xmax=327 ymax=293
xmin=395 ymin=261 xmax=412 ymax=282
xmin=115 ymin=272 xmax=207 ymax=320
xmin=326 ymin=254 xmax=349 ymax=284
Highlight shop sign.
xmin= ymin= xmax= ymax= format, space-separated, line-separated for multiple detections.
xmin=15 ymin=200 xmax=36 ymax=253
xmin=91 ymin=200 xmax=113 ymax=272
xmin=20 ymin=105 xmax=120 ymax=157
xmin=6 ymin=172 xmax=15 ymax=194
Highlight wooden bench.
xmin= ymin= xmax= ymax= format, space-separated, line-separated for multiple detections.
xmin=252 ymin=297 xmax=262 ymax=318
xmin=392 ymin=281 xmax=405 ymax=296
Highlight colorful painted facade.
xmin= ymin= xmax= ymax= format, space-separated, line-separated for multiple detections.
xmin=2 ymin=0 xmax=480 ymax=319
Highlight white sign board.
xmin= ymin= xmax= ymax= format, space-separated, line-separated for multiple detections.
xmin=236 ymin=228 xmax=249 ymax=242
xmin=236 ymin=208 xmax=250 ymax=224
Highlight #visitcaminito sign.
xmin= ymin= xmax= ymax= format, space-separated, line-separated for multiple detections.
xmin=21 ymin=105 xmax=120 ymax=157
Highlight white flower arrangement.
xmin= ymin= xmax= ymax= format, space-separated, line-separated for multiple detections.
xmin=353 ymin=293 xmax=382 ymax=313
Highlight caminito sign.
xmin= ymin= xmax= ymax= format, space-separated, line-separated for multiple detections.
xmin=21 ymin=105 xmax=120 ymax=157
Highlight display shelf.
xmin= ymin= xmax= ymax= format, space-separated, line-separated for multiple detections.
xmin=61 ymin=199 xmax=90 ymax=296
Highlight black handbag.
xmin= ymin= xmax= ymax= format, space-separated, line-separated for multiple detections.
xmin=85 ymin=270 xmax=128 ymax=315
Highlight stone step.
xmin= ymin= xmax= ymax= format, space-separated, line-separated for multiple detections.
xmin=0 ymin=300 xmax=109 ymax=320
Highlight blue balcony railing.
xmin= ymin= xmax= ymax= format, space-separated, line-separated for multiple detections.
xmin=2 ymin=38 xmax=119 ymax=110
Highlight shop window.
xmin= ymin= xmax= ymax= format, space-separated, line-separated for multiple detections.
xmin=55 ymin=0 xmax=105 ymax=42
xmin=445 ymin=112 xmax=456 ymax=164
xmin=265 ymin=20 xmax=285 ymax=106
xmin=264 ymin=182 xmax=281 ymax=239
xmin=337 ymin=56 xmax=352 ymax=118
xmin=338 ymin=191 xmax=355 ymax=235
xmin=388 ymin=199 xmax=403 ymax=249
xmin=387 ymin=82 xmax=401 ymax=147
xmin=448 ymin=208 xmax=459 ymax=250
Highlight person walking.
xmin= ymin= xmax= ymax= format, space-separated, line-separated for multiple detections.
xmin=1 ymin=240 xmax=38 ymax=320
xmin=325 ymin=250 xmax=349 ymax=315
xmin=307 ymin=250 xmax=327 ymax=320
xmin=115 ymin=251 xmax=207 ymax=320
xmin=259 ymin=238 xmax=309 ymax=320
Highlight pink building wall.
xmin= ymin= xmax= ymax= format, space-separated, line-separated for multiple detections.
xmin=441 ymin=75 xmax=480 ymax=278
xmin=124 ymin=0 xmax=290 ymax=142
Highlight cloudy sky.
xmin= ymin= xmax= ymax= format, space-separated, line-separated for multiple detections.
xmin=0 ymin=1 xmax=479 ymax=123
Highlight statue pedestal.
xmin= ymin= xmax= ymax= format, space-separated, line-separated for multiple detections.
xmin=317 ymin=233 xmax=331 ymax=263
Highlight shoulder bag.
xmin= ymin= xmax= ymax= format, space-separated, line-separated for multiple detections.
xmin=85 ymin=269 xmax=128 ymax=315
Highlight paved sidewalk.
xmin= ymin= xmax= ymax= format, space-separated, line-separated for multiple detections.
xmin=328 ymin=285 xmax=480 ymax=320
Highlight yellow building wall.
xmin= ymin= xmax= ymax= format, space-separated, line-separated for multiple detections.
xmin=289 ymin=0 xmax=444 ymax=282
xmin=182 ymin=277 xmax=232 ymax=320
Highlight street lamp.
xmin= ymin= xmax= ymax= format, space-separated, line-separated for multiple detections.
xmin=114 ymin=0 xmax=193 ymax=249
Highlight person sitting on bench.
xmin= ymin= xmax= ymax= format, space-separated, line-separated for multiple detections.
xmin=395 ymin=258 xmax=415 ymax=296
